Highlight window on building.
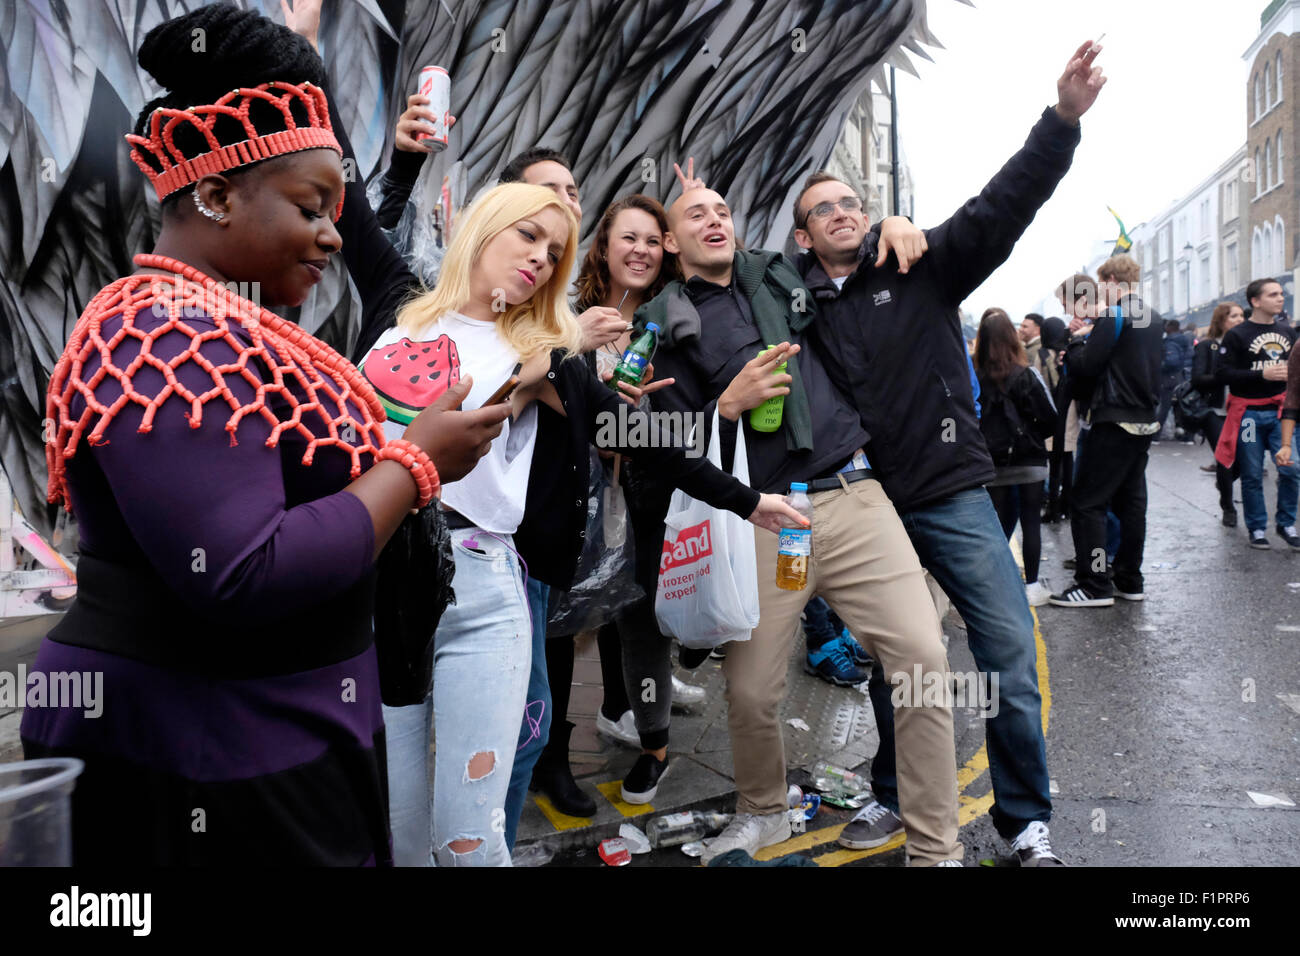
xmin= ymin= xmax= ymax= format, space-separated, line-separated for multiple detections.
xmin=1278 ymin=132 xmax=1285 ymax=186
xmin=1265 ymin=224 xmax=1274 ymax=275
xmin=1279 ymin=52 xmax=1285 ymax=103
xmin=1268 ymin=141 xmax=1275 ymax=191
xmin=1159 ymin=272 xmax=1169 ymax=311
xmin=1257 ymin=148 xmax=1264 ymax=196
xmin=1201 ymin=198 xmax=1210 ymax=237
xmin=1226 ymin=241 xmax=1239 ymax=291
xmin=1160 ymin=227 xmax=1170 ymax=261
xmin=1200 ymin=251 xmax=1211 ymax=302
xmin=1267 ymin=63 xmax=1274 ymax=108
xmin=1256 ymin=74 xmax=1263 ymax=120
xmin=1277 ymin=217 xmax=1287 ymax=273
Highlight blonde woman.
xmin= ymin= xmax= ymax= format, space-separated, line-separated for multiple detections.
xmin=358 ymin=183 xmax=805 ymax=865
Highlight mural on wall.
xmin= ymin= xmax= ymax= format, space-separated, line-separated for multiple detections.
xmin=0 ymin=0 xmax=936 ymax=538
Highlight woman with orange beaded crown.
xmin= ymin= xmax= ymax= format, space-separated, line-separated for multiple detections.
xmin=22 ymin=3 xmax=509 ymax=865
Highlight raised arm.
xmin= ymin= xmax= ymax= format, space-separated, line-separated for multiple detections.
xmin=923 ymin=40 xmax=1103 ymax=305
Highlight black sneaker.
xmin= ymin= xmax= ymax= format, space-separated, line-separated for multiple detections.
xmin=838 ymin=801 xmax=904 ymax=849
xmin=1048 ymin=584 xmax=1114 ymax=608
xmin=620 ymin=753 xmax=668 ymax=805
xmin=1249 ymin=530 xmax=1271 ymax=550
xmin=1222 ymin=508 xmax=1238 ymax=528
xmin=1278 ymin=526 xmax=1300 ymax=550
xmin=1113 ymin=585 xmax=1144 ymax=602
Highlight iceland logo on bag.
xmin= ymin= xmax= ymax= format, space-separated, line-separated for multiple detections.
xmin=660 ymin=519 xmax=713 ymax=575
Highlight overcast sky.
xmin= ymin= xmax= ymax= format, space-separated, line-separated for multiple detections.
xmin=895 ymin=0 xmax=1262 ymax=320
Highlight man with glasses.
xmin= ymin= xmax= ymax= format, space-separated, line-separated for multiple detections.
xmin=791 ymin=40 xmax=1106 ymax=865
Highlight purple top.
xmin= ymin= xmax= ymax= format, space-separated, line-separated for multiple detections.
xmin=53 ymin=301 xmax=378 ymax=674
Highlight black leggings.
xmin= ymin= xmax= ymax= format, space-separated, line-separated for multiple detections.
xmin=987 ymin=481 xmax=1044 ymax=584
xmin=1199 ymin=414 xmax=1239 ymax=513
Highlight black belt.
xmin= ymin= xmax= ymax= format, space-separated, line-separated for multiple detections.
xmin=805 ymin=468 xmax=876 ymax=493
xmin=442 ymin=509 xmax=477 ymax=530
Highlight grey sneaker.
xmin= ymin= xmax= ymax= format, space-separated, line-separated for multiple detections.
xmin=699 ymin=811 xmax=791 ymax=863
xmin=837 ymin=800 xmax=904 ymax=849
xmin=1009 ymin=821 xmax=1065 ymax=866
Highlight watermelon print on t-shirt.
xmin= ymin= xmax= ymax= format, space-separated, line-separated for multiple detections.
xmin=363 ymin=335 xmax=461 ymax=425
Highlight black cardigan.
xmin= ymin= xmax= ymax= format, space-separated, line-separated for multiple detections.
xmin=329 ymin=104 xmax=759 ymax=588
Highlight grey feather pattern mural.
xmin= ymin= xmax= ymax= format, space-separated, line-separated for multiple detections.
xmin=0 ymin=0 xmax=934 ymax=539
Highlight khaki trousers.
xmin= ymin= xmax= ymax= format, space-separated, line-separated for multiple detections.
xmin=721 ymin=476 xmax=961 ymax=864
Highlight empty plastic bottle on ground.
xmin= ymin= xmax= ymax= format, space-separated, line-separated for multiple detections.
xmin=608 ymin=322 xmax=660 ymax=391
xmin=811 ymin=761 xmax=869 ymax=796
xmin=776 ymin=482 xmax=813 ymax=590
xmin=646 ymin=810 xmax=732 ymax=848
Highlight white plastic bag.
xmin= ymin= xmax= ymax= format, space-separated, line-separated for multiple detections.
xmin=655 ymin=410 xmax=759 ymax=649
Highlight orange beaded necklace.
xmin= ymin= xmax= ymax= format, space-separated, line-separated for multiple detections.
xmin=46 ymin=254 xmax=439 ymax=510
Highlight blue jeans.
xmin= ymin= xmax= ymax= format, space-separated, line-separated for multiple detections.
xmin=383 ymin=529 xmax=532 ymax=866
xmin=1237 ymin=408 xmax=1300 ymax=532
xmin=503 ymin=576 xmax=552 ymax=850
xmin=868 ymin=487 xmax=1051 ymax=839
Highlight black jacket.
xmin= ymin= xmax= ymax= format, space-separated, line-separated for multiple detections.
xmin=1064 ymin=294 xmax=1163 ymax=424
xmin=799 ymin=106 xmax=1081 ymax=512
xmin=1190 ymin=337 xmax=1226 ymax=408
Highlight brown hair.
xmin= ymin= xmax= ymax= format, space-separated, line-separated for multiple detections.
xmin=1097 ymin=254 xmax=1140 ymax=284
xmin=574 ymin=195 xmax=679 ymax=313
xmin=792 ymin=171 xmax=850 ymax=230
xmin=1207 ymin=301 xmax=1242 ymax=340
xmin=973 ymin=308 xmax=1028 ymax=389
xmin=1055 ymin=273 xmax=1097 ymax=310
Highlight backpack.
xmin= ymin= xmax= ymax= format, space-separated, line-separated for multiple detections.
xmin=1172 ymin=378 xmax=1211 ymax=431
xmin=981 ymin=374 xmax=1031 ymax=468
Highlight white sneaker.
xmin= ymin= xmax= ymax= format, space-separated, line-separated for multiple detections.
xmin=1025 ymin=581 xmax=1051 ymax=607
xmin=595 ymin=709 xmax=639 ymax=748
xmin=671 ymin=674 xmax=707 ymax=709
xmin=699 ymin=811 xmax=791 ymax=863
xmin=1009 ymin=820 xmax=1065 ymax=866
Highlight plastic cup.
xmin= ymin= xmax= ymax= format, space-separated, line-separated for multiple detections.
xmin=0 ymin=758 xmax=84 ymax=866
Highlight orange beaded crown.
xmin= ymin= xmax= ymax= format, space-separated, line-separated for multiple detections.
xmin=125 ymin=81 xmax=344 ymax=219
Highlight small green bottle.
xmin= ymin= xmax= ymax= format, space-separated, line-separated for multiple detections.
xmin=749 ymin=345 xmax=787 ymax=432
xmin=608 ymin=322 xmax=660 ymax=391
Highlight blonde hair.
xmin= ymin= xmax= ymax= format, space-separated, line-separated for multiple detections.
xmin=396 ymin=183 xmax=584 ymax=358
xmin=1098 ymin=254 xmax=1140 ymax=284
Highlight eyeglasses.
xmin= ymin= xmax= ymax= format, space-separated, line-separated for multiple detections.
xmin=804 ymin=196 xmax=862 ymax=224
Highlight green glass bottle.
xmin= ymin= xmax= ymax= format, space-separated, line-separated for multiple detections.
xmin=608 ymin=322 xmax=660 ymax=391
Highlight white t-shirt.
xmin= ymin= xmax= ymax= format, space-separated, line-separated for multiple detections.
xmin=831 ymin=275 xmax=848 ymax=290
xmin=360 ymin=312 xmax=538 ymax=534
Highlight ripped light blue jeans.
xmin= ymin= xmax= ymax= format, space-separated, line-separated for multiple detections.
xmin=383 ymin=528 xmax=532 ymax=866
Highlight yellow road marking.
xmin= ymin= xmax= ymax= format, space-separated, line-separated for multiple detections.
xmin=813 ymin=832 xmax=907 ymax=867
xmin=595 ymin=780 xmax=654 ymax=817
xmin=753 ymin=822 xmax=846 ymax=860
xmin=532 ymin=794 xmax=593 ymax=831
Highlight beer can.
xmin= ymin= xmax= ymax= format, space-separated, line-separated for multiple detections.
xmin=416 ymin=65 xmax=450 ymax=151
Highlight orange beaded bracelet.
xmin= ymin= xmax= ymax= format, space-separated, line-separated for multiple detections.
xmin=375 ymin=439 xmax=440 ymax=508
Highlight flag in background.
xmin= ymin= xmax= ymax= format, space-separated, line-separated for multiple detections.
xmin=1108 ymin=206 xmax=1133 ymax=256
